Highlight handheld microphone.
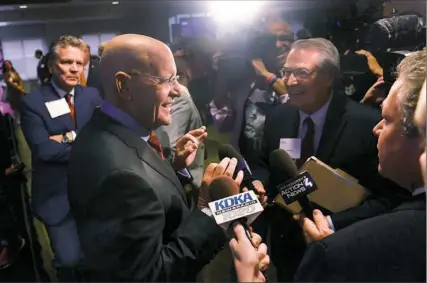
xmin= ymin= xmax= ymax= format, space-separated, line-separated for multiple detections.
xmin=269 ymin=149 xmax=317 ymax=220
xmin=208 ymin=176 xmax=268 ymax=281
xmin=218 ymin=144 xmax=258 ymax=193
xmin=208 ymin=176 xmax=264 ymax=233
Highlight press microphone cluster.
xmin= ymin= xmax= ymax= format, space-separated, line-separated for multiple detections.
xmin=218 ymin=144 xmax=259 ymax=194
xmin=269 ymin=149 xmax=317 ymax=220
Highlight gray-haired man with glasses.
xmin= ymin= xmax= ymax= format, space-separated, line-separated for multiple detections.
xmin=258 ymin=38 xmax=407 ymax=281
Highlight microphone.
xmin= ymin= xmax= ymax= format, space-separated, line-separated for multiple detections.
xmin=208 ymin=176 xmax=264 ymax=234
xmin=218 ymin=144 xmax=258 ymax=194
xmin=269 ymin=149 xmax=317 ymax=220
xmin=208 ymin=176 xmax=268 ymax=281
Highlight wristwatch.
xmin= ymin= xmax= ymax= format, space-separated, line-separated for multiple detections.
xmin=61 ymin=133 xmax=71 ymax=144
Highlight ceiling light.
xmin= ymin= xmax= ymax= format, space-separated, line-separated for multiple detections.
xmin=19 ymin=5 xmax=27 ymax=9
xmin=112 ymin=1 xmax=119 ymax=4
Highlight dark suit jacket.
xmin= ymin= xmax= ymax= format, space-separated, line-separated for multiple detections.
xmin=86 ymin=57 xmax=102 ymax=94
xmin=37 ymin=54 xmax=52 ymax=86
xmin=295 ymin=194 xmax=426 ymax=282
xmin=67 ymin=110 xmax=226 ymax=282
xmin=20 ymin=84 xmax=101 ymax=225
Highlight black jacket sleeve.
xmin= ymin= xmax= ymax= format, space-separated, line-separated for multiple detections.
xmin=85 ymin=169 xmax=226 ymax=281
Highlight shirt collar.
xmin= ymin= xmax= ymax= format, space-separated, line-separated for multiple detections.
xmin=412 ymin=187 xmax=425 ymax=196
xmin=51 ymin=79 xmax=75 ymax=98
xmin=100 ymin=100 xmax=150 ymax=141
xmin=299 ymin=93 xmax=333 ymax=127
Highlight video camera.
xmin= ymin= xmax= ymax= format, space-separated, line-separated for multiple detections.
xmin=341 ymin=14 xmax=425 ymax=88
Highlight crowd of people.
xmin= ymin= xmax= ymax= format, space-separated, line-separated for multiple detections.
xmin=0 ymin=8 xmax=425 ymax=283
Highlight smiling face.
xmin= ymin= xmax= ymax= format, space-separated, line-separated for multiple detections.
xmin=265 ymin=20 xmax=294 ymax=68
xmin=283 ymin=47 xmax=334 ymax=114
xmin=121 ymin=53 xmax=181 ymax=130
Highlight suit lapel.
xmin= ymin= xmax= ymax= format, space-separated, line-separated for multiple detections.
xmin=42 ymin=84 xmax=75 ymax=130
xmin=316 ymin=93 xmax=347 ymax=162
xmin=94 ymin=110 xmax=186 ymax=200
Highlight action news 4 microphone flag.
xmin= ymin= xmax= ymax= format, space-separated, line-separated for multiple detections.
xmin=278 ymin=171 xmax=318 ymax=205
xmin=208 ymin=190 xmax=264 ymax=230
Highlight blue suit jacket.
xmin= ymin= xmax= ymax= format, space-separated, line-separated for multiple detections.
xmin=20 ymin=83 xmax=101 ymax=225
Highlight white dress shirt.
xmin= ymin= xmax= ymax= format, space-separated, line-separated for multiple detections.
xmin=51 ymin=79 xmax=75 ymax=104
xmin=297 ymin=94 xmax=333 ymax=154
xmin=51 ymin=80 xmax=76 ymax=139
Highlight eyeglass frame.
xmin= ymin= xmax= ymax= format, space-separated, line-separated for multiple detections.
xmin=280 ymin=67 xmax=317 ymax=80
xmin=127 ymin=69 xmax=180 ymax=86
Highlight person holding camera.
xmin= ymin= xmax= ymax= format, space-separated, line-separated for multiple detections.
xmin=210 ymin=18 xmax=294 ymax=166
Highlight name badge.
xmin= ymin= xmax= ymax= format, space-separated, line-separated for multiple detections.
xmin=279 ymin=138 xmax=301 ymax=159
xmin=45 ymin=98 xmax=70 ymax=119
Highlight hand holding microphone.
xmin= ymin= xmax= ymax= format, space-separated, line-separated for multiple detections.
xmin=197 ymin=157 xmax=243 ymax=209
xmin=207 ymin=175 xmax=263 ymax=241
xmin=294 ymin=209 xmax=334 ymax=244
xmin=270 ymin=149 xmax=316 ymax=220
xmin=218 ymin=144 xmax=268 ymax=207
xmin=229 ymin=222 xmax=270 ymax=283
xmin=207 ymin=175 xmax=269 ymax=282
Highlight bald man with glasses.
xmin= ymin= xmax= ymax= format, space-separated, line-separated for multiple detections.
xmin=66 ymin=34 xmax=262 ymax=282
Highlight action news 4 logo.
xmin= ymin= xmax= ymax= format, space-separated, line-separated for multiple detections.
xmin=278 ymin=171 xmax=318 ymax=204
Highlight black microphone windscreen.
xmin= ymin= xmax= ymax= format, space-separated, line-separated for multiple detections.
xmin=269 ymin=149 xmax=299 ymax=181
xmin=218 ymin=144 xmax=243 ymax=161
xmin=209 ymin=176 xmax=240 ymax=201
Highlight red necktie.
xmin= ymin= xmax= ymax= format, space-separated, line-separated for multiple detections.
xmin=65 ymin=94 xmax=76 ymax=126
xmin=148 ymin=132 xmax=164 ymax=160
xmin=297 ymin=117 xmax=315 ymax=168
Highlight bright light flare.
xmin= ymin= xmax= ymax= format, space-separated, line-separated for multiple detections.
xmin=207 ymin=1 xmax=264 ymax=25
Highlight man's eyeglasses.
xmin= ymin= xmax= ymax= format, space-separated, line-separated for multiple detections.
xmin=280 ymin=68 xmax=315 ymax=80
xmin=129 ymin=69 xmax=180 ymax=86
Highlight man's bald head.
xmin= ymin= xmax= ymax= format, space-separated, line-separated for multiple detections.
xmin=100 ymin=34 xmax=174 ymax=97
xmin=98 ymin=41 xmax=107 ymax=57
xmin=100 ymin=34 xmax=180 ymax=130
